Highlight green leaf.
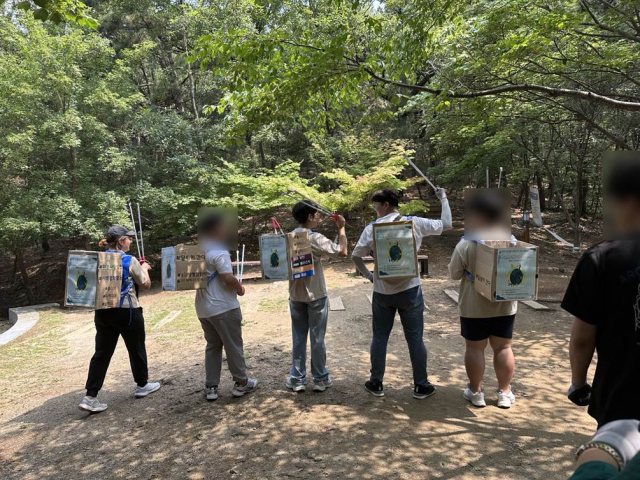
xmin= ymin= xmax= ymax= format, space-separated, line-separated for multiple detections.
xmin=33 ymin=8 xmax=49 ymax=20
xmin=15 ymin=1 xmax=31 ymax=11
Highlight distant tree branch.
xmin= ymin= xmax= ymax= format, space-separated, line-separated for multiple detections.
xmin=361 ymin=66 xmax=640 ymax=112
xmin=580 ymin=0 xmax=640 ymax=43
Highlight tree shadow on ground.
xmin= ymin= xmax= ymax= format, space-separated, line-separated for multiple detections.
xmin=0 ymin=276 xmax=593 ymax=480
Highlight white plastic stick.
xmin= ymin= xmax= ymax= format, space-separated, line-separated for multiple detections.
xmin=288 ymin=188 xmax=334 ymax=216
xmin=236 ymin=249 xmax=240 ymax=277
xmin=498 ymin=167 xmax=503 ymax=188
xmin=405 ymin=156 xmax=437 ymax=192
xmin=128 ymin=201 xmax=141 ymax=257
xmin=136 ymin=202 xmax=145 ymax=259
xmin=486 ymin=168 xmax=489 ymax=188
xmin=280 ymin=192 xmax=334 ymax=216
xmin=240 ymin=244 xmax=245 ymax=283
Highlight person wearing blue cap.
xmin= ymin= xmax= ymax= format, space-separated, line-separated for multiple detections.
xmin=78 ymin=225 xmax=160 ymax=413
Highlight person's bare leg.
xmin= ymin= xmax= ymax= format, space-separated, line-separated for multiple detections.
xmin=464 ymin=339 xmax=488 ymax=392
xmin=490 ymin=336 xmax=514 ymax=393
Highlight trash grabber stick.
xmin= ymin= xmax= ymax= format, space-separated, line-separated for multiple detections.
xmin=271 ymin=217 xmax=284 ymax=235
xmin=282 ymin=191 xmax=335 ymax=217
xmin=240 ymin=244 xmax=245 ymax=283
xmin=279 ymin=191 xmax=343 ymax=226
xmin=136 ymin=202 xmax=146 ymax=263
xmin=279 ymin=192 xmax=335 ymax=217
xmin=498 ymin=167 xmax=503 ymax=188
xmin=486 ymin=168 xmax=489 ymax=188
xmin=127 ymin=201 xmax=142 ymax=258
xmin=404 ymin=156 xmax=437 ymax=193
xmin=287 ymin=188 xmax=335 ymax=217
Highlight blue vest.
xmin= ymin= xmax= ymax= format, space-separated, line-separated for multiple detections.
xmin=106 ymin=250 xmax=135 ymax=307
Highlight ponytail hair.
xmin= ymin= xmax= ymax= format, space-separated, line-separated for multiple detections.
xmin=98 ymin=233 xmax=121 ymax=250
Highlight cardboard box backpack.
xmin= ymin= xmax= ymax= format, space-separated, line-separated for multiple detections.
xmin=372 ymin=219 xmax=419 ymax=279
xmin=474 ymin=240 xmax=539 ymax=301
xmin=162 ymin=245 xmax=207 ymax=291
xmin=259 ymin=231 xmax=315 ymax=281
xmin=65 ymin=251 xmax=124 ymax=309
xmin=287 ymin=230 xmax=315 ymax=280
xmin=259 ymin=234 xmax=289 ymax=280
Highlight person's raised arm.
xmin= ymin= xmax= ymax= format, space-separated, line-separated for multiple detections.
xmin=568 ymin=317 xmax=596 ymax=405
xmin=436 ymin=188 xmax=452 ymax=231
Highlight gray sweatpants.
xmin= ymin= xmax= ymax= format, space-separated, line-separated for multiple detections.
xmin=198 ymin=308 xmax=248 ymax=387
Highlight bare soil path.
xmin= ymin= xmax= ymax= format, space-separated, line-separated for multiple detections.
xmin=0 ymin=229 xmax=596 ymax=480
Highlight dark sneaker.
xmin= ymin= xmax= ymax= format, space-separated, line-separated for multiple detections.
xmin=413 ymin=383 xmax=437 ymax=400
xmin=365 ymin=380 xmax=384 ymax=397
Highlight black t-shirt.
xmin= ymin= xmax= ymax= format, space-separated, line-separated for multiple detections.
xmin=561 ymin=238 xmax=640 ymax=427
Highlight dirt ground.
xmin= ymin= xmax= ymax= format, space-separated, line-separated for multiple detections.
xmin=0 ymin=225 xmax=597 ymax=480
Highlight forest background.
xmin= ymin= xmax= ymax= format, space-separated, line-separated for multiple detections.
xmin=1 ymin=0 xmax=639 ymax=306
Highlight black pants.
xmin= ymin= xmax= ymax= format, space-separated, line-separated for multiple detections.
xmin=85 ymin=307 xmax=148 ymax=397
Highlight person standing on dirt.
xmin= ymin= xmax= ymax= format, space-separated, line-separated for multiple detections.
xmin=195 ymin=213 xmax=258 ymax=401
xmin=79 ymin=226 xmax=160 ymax=413
xmin=562 ymin=154 xmax=640 ymax=428
xmin=448 ymin=194 xmax=518 ymax=409
xmin=352 ymin=188 xmax=451 ymax=399
xmin=285 ymin=201 xmax=347 ymax=393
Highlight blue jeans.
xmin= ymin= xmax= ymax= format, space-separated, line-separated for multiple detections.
xmin=289 ymin=297 xmax=330 ymax=384
xmin=370 ymin=286 xmax=428 ymax=387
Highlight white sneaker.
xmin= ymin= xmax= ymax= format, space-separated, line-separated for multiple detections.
xmin=285 ymin=378 xmax=306 ymax=392
xmin=463 ymin=387 xmax=486 ymax=408
xmin=205 ymin=386 xmax=219 ymax=401
xmin=78 ymin=396 xmax=108 ymax=413
xmin=134 ymin=382 xmax=161 ymax=398
xmin=232 ymin=378 xmax=258 ymax=397
xmin=313 ymin=378 xmax=334 ymax=392
xmin=497 ymin=388 xmax=516 ymax=409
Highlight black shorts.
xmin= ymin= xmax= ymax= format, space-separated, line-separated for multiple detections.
xmin=460 ymin=315 xmax=516 ymax=341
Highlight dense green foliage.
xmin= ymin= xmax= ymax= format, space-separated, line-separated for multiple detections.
xmin=1 ymin=0 xmax=639 ymax=295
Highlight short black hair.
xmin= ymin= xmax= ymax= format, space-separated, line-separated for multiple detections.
xmin=292 ymin=201 xmax=318 ymax=224
xmin=371 ymin=189 xmax=401 ymax=207
xmin=605 ymin=153 xmax=640 ymax=202
xmin=468 ymin=194 xmax=503 ymax=223
xmin=198 ymin=212 xmax=223 ymax=236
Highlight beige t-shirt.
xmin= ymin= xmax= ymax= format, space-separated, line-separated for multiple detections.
xmin=448 ymin=239 xmax=517 ymax=318
xmin=288 ymin=228 xmax=342 ymax=302
xmin=120 ymin=256 xmax=148 ymax=309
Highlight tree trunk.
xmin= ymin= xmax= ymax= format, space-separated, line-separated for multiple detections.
xmin=70 ymin=146 xmax=77 ymax=198
xmin=535 ymin=172 xmax=546 ymax=211
xmin=182 ymin=30 xmax=199 ymax=119
xmin=574 ymin=159 xmax=583 ymax=250
xmin=15 ymin=249 xmax=35 ymax=304
xmin=259 ymin=141 xmax=266 ymax=168
xmin=42 ymin=239 xmax=50 ymax=253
